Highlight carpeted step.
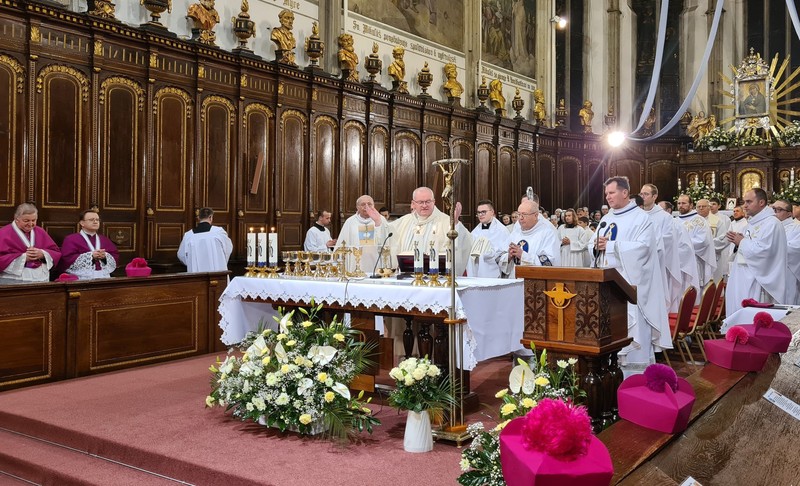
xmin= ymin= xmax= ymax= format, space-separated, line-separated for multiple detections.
xmin=0 ymin=429 xmax=181 ymax=486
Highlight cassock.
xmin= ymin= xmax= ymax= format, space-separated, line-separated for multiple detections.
xmin=707 ymin=212 xmax=732 ymax=281
xmin=677 ymin=211 xmax=716 ymax=286
xmin=591 ymin=201 xmax=671 ymax=371
xmin=642 ymin=204 xmax=683 ymax=313
xmin=672 ymin=218 xmax=701 ymax=302
xmin=503 ymin=218 xmax=560 ymax=278
xmin=334 ymin=214 xmax=390 ymax=274
xmin=58 ymin=230 xmax=119 ymax=279
xmin=303 ymin=223 xmax=332 ymax=252
xmin=781 ymin=218 xmax=800 ymax=304
xmin=467 ymin=217 xmax=512 ymax=277
xmin=726 ymin=207 xmax=788 ymax=314
xmin=0 ymin=224 xmax=61 ymax=282
xmin=177 ymin=223 xmax=233 ymax=272
xmin=388 ymin=207 xmax=473 ymax=277
xmin=557 ymin=224 xmax=590 ymax=267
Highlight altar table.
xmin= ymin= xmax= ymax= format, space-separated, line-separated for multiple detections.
xmin=218 ymin=276 xmax=524 ymax=370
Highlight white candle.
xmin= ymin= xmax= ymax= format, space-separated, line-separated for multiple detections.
xmin=694 ymin=175 xmax=699 ymax=186
xmin=247 ymin=228 xmax=256 ymax=266
xmin=792 ymin=167 xmax=795 ymax=184
xmin=413 ymin=241 xmax=423 ymax=272
xmin=712 ymin=172 xmax=716 ymax=189
xmin=257 ymin=228 xmax=267 ymax=266
xmin=429 ymin=243 xmax=438 ymax=275
xmin=268 ymin=230 xmax=278 ymax=267
xmin=677 ymin=177 xmax=682 ymax=191
xmin=445 ymin=248 xmax=452 ymax=275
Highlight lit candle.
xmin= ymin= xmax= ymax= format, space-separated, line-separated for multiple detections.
xmin=247 ymin=227 xmax=256 ymax=266
xmin=429 ymin=242 xmax=438 ymax=275
xmin=712 ymin=172 xmax=716 ymax=189
xmin=257 ymin=227 xmax=267 ymax=266
xmin=268 ymin=231 xmax=278 ymax=267
xmin=792 ymin=167 xmax=795 ymax=184
xmin=694 ymin=174 xmax=699 ymax=186
xmin=677 ymin=177 xmax=682 ymax=191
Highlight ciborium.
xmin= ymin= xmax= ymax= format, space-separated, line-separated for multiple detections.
xmin=231 ymin=0 xmax=256 ymax=51
xmin=417 ymin=62 xmax=433 ymax=99
xmin=350 ymin=247 xmax=366 ymax=278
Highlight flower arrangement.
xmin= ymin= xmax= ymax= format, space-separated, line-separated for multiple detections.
xmin=696 ymin=127 xmax=733 ymax=151
xmin=772 ymin=180 xmax=800 ymax=204
xmin=735 ymin=133 xmax=767 ymax=147
xmin=457 ymin=348 xmax=585 ymax=486
xmin=675 ymin=181 xmax=725 ymax=205
xmin=388 ymin=357 xmax=453 ymax=416
xmin=206 ymin=304 xmax=380 ymax=439
xmin=779 ymin=121 xmax=800 ymax=146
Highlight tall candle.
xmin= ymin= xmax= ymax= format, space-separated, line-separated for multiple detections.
xmin=268 ymin=232 xmax=278 ymax=267
xmin=429 ymin=242 xmax=438 ymax=275
xmin=712 ymin=172 xmax=716 ymax=189
xmin=694 ymin=174 xmax=699 ymax=186
xmin=445 ymin=248 xmax=452 ymax=275
xmin=677 ymin=177 xmax=681 ymax=191
xmin=792 ymin=167 xmax=795 ymax=184
xmin=413 ymin=241 xmax=423 ymax=272
xmin=247 ymin=227 xmax=256 ymax=266
xmin=257 ymin=228 xmax=267 ymax=266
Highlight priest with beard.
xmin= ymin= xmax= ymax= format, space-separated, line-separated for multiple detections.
xmin=592 ymin=176 xmax=670 ymax=375
xmin=0 ymin=203 xmax=61 ymax=282
xmin=334 ymin=194 xmax=389 ymax=274
xmin=726 ymin=189 xmax=787 ymax=313
xmin=504 ymin=198 xmax=560 ymax=278
xmin=466 ymin=199 xmax=511 ymax=277
xmin=57 ymin=209 xmax=119 ymax=280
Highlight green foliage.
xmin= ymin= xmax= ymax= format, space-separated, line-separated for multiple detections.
xmin=696 ymin=127 xmax=733 ymax=150
xmin=388 ymin=357 xmax=455 ymax=418
xmin=675 ymin=181 xmax=725 ymax=204
xmin=773 ymin=180 xmax=800 ymax=204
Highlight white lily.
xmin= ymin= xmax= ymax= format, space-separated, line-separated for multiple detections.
xmin=274 ymin=342 xmax=287 ymax=362
xmin=297 ymin=377 xmax=314 ymax=395
xmin=509 ymin=359 xmax=535 ymax=394
xmin=332 ymin=382 xmax=351 ymax=400
xmin=277 ymin=310 xmax=295 ymax=334
xmin=308 ymin=345 xmax=337 ymax=366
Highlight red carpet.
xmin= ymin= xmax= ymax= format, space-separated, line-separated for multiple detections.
xmin=0 ymin=354 xmax=511 ymax=485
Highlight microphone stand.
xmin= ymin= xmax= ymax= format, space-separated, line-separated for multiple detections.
xmin=370 ymin=231 xmax=393 ymax=278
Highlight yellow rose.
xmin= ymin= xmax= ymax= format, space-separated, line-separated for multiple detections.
xmin=324 ymin=391 xmax=335 ymax=403
xmin=534 ymin=376 xmax=550 ymax=386
xmin=317 ymin=372 xmax=328 ymax=382
xmin=299 ymin=414 xmax=313 ymax=425
xmin=495 ymin=388 xmax=508 ymax=398
xmin=501 ymin=403 xmax=517 ymax=416
xmin=522 ymin=398 xmax=537 ymax=408
xmin=333 ymin=333 xmax=345 ymax=342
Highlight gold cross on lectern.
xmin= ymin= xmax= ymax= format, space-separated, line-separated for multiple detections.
xmin=543 ymin=283 xmax=577 ymax=341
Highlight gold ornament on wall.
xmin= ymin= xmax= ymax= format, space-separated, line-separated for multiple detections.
xmin=271 ymin=9 xmax=297 ymax=66
xmin=88 ymin=0 xmax=117 ymax=21
xmin=388 ymin=46 xmax=408 ymax=94
xmin=231 ymin=0 xmax=256 ymax=51
xmin=442 ymin=63 xmax=463 ymax=103
xmin=304 ymin=21 xmax=324 ymax=71
xmin=337 ymin=33 xmax=359 ymax=82
xmin=187 ymin=0 xmax=220 ymax=46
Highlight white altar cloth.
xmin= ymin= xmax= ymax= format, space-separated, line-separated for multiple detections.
xmin=218 ymin=276 xmax=524 ymax=370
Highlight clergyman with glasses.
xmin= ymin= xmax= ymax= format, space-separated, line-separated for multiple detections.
xmin=57 ymin=209 xmax=120 ymax=280
xmin=505 ymin=197 xmax=560 ymax=278
xmin=466 ymin=199 xmax=511 ymax=278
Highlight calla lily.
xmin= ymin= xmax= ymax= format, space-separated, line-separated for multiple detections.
xmin=274 ymin=342 xmax=287 ymax=362
xmin=277 ymin=310 xmax=295 ymax=333
xmin=509 ymin=359 xmax=535 ymax=394
xmin=298 ymin=377 xmax=314 ymax=395
xmin=308 ymin=345 xmax=337 ymax=365
xmin=332 ymin=382 xmax=351 ymax=400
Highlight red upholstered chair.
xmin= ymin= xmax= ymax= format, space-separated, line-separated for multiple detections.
xmin=678 ymin=281 xmax=716 ymax=364
xmin=705 ymin=279 xmax=726 ymax=339
xmin=665 ymin=286 xmax=698 ymax=367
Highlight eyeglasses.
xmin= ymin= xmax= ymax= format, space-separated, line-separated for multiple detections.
xmin=518 ymin=211 xmax=537 ymax=217
xmin=774 ymin=207 xmax=791 ymax=213
xmin=476 ymin=210 xmax=490 ymax=216
xmin=413 ymin=200 xmax=434 ymax=206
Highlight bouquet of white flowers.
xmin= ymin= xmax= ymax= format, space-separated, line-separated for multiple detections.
xmin=735 ymin=133 xmax=766 ymax=147
xmin=780 ymin=121 xmax=800 ymax=146
xmin=696 ymin=127 xmax=733 ymax=150
xmin=206 ymin=304 xmax=380 ymax=439
xmin=388 ymin=357 xmax=453 ymax=415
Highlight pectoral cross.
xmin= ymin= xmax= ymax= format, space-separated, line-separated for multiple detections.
xmin=543 ymin=283 xmax=577 ymax=341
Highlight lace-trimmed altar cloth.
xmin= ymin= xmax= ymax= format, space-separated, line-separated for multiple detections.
xmin=218 ymin=276 xmax=524 ymax=370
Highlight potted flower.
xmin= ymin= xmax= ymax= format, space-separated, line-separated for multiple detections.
xmin=206 ymin=304 xmax=380 ymax=440
xmin=388 ymin=356 xmax=454 ymax=452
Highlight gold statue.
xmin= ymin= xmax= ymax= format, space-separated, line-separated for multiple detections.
xmin=489 ymin=78 xmax=506 ymax=116
xmin=89 ymin=0 xmax=116 ymax=20
xmin=579 ymin=100 xmax=594 ymax=132
xmin=641 ymin=107 xmax=656 ymax=136
xmin=388 ymin=46 xmax=408 ymax=93
xmin=442 ymin=63 xmax=463 ymax=99
xmin=187 ymin=0 xmax=220 ymax=46
xmin=533 ymin=88 xmax=547 ymax=126
xmin=271 ymin=9 xmax=297 ymax=66
xmin=686 ymin=111 xmax=717 ymax=143
xmin=337 ymin=33 xmax=359 ymax=82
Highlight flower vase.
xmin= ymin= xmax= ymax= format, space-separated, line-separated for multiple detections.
xmin=403 ymin=410 xmax=433 ymax=453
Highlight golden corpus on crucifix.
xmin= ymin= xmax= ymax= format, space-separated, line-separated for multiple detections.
xmin=544 ymin=283 xmax=578 ymax=341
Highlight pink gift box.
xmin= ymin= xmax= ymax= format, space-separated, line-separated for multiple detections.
xmin=739 ymin=322 xmax=792 ymax=354
xmin=500 ymin=417 xmax=613 ymax=486
xmin=617 ymin=374 xmax=695 ymax=434
xmin=704 ymin=337 xmax=770 ymax=371
xmin=125 ymin=258 xmax=152 ymax=278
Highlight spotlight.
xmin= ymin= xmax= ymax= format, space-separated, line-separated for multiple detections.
xmin=550 ymin=15 xmax=567 ymax=29
xmin=607 ymin=131 xmax=626 ymax=148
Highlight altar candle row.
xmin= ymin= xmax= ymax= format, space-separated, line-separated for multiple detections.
xmin=247 ymin=227 xmax=279 ymax=266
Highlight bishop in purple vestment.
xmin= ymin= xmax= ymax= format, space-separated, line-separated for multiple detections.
xmin=0 ymin=203 xmax=61 ymax=282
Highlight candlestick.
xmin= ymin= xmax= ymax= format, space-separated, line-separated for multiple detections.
xmin=257 ymin=228 xmax=267 ymax=266
xmin=694 ymin=175 xmax=698 ymax=186
xmin=247 ymin=228 xmax=256 ymax=266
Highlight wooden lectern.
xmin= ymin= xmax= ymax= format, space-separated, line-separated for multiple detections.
xmin=515 ymin=267 xmax=635 ymax=430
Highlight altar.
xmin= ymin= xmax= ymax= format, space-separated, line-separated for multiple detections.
xmin=218 ymin=276 xmax=524 ymax=371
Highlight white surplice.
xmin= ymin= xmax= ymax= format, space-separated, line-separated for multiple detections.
xmin=642 ymin=204 xmax=683 ymax=312
xmin=467 ymin=217 xmax=512 ymax=278
xmin=782 ymin=218 xmax=800 ymax=304
xmin=678 ymin=211 xmax=716 ymax=286
xmin=177 ymin=226 xmax=233 ymax=273
xmin=707 ymin=212 xmax=732 ymax=281
xmin=334 ymin=214 xmax=390 ymax=274
xmin=726 ymin=207 xmax=788 ymax=314
xmin=557 ymin=224 xmax=590 ymax=267
xmin=503 ymin=217 xmax=560 ymax=277
xmin=591 ymin=201 xmax=671 ymax=370
xmin=303 ymin=224 xmax=332 ymax=252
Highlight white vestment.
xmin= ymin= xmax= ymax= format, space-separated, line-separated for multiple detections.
xmin=388 ymin=207 xmax=473 ymax=277
xmin=672 ymin=218 xmax=701 ymax=301
xmin=177 ymin=226 xmax=233 ymax=272
xmin=782 ymin=218 xmax=800 ymax=304
xmin=467 ymin=218 xmax=512 ymax=278
xmin=707 ymin=212 xmax=732 ymax=281
xmin=503 ymin=218 xmax=560 ymax=277
xmin=726 ymin=207 xmax=788 ymax=314
xmin=678 ymin=211 xmax=716 ymax=286
xmin=334 ymin=214 xmax=390 ymax=274
xmin=557 ymin=224 xmax=590 ymax=267
xmin=304 ymin=224 xmax=332 ymax=252
xmin=591 ymin=201 xmax=671 ymax=370
xmin=643 ymin=205 xmax=683 ymax=312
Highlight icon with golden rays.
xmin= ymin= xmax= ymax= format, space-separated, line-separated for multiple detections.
xmin=715 ymin=47 xmax=800 ymax=144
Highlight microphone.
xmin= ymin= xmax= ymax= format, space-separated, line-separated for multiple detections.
xmin=371 ymin=232 xmax=394 ymax=278
xmin=594 ymin=221 xmax=607 ymax=267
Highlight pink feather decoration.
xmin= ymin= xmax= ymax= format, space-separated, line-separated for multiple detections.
xmin=726 ymin=326 xmax=749 ymax=345
xmin=643 ymin=363 xmax=678 ymax=392
xmin=753 ymin=311 xmax=775 ymax=329
xmin=521 ymin=398 xmax=592 ymax=461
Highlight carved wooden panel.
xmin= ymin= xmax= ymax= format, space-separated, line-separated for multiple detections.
xmin=475 ymin=144 xmax=492 ymax=204
xmin=36 ymin=65 xmax=88 ymax=209
xmin=559 ymin=157 xmax=580 ymax=209
xmin=392 ymin=131 xmax=420 ymax=214
xmin=523 ymin=278 xmax=547 ymax=338
xmin=368 ymin=126 xmax=388 ymax=209
xmin=243 ymin=103 xmax=271 ymax=214
xmin=537 ymin=155 xmax=554 ymax=209
xmin=153 ymin=87 xmax=192 ymax=212
xmin=104 ymin=222 xmax=136 ymax=252
xmin=200 ymin=95 xmax=234 ymax=213
xmin=586 ymin=160 xmax=606 ymax=210
xmin=156 ymin=223 xmax=185 ymax=249
xmin=498 ymin=147 xmax=514 ymax=213
xmin=518 ymin=150 xmax=535 ymax=206
xmin=0 ymin=54 xmax=23 ymax=208
xmin=341 ymin=120 xmax=364 ymax=214
xmin=611 ymin=159 xmax=643 ymax=193
xmin=99 ymin=77 xmax=143 ymax=210
xmin=649 ymin=160 xmax=678 ymax=203
xmin=311 ymin=115 xmax=337 ymax=217
xmin=278 ymin=110 xmax=307 ymax=248
xmin=451 ymin=140 xmax=475 ymax=224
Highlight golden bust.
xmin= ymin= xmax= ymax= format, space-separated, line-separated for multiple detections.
xmin=579 ymin=100 xmax=594 ymax=132
xmin=442 ymin=63 xmax=463 ymax=99
xmin=337 ymin=33 xmax=359 ymax=82
xmin=489 ymin=78 xmax=506 ymax=115
xmin=533 ymin=88 xmax=547 ymax=126
xmin=271 ymin=9 xmax=297 ymax=66
xmin=187 ymin=0 xmax=220 ymax=45
xmin=388 ymin=46 xmax=408 ymax=93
